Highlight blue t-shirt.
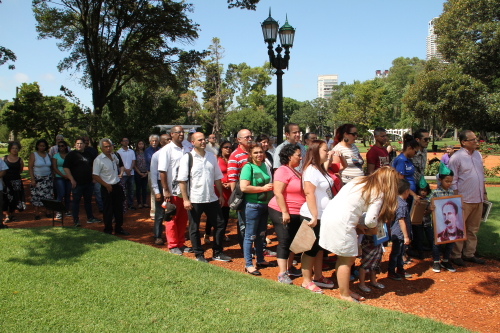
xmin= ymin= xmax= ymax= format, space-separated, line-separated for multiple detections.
xmin=390 ymin=197 xmax=412 ymax=240
xmin=392 ymin=153 xmax=416 ymax=193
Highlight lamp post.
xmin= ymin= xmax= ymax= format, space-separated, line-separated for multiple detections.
xmin=261 ymin=9 xmax=295 ymax=145
xmin=317 ymin=108 xmax=323 ymax=139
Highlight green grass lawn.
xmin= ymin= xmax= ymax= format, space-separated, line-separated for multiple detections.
xmin=476 ymin=187 xmax=500 ymax=258
xmin=0 ymin=228 xmax=469 ymax=333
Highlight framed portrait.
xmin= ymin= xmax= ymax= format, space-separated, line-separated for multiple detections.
xmin=373 ymin=223 xmax=389 ymax=246
xmin=431 ymin=195 xmax=467 ymax=245
xmin=481 ymin=201 xmax=493 ymax=222
xmin=410 ymin=199 xmax=429 ymax=225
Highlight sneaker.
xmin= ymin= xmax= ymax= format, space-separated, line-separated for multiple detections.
xmin=212 ymin=253 xmax=232 ymax=262
xmin=286 ymin=266 xmax=302 ymax=277
xmin=263 ymin=249 xmax=277 ymax=257
xmin=73 ymin=221 xmax=81 ymax=227
xmin=451 ymin=258 xmax=466 ymax=267
xmin=388 ymin=272 xmax=402 ymax=281
xmin=463 ymin=256 xmax=485 ymax=264
xmin=180 ymin=246 xmax=193 ymax=253
xmin=441 ymin=261 xmax=457 ymax=272
xmin=55 ymin=213 xmax=62 ymax=220
xmin=278 ymin=272 xmax=293 ymax=284
xmin=169 ymin=247 xmax=183 ymax=256
xmin=195 ymin=255 xmax=208 ymax=263
xmin=154 ymin=238 xmax=164 ymax=245
xmin=65 ymin=211 xmax=72 ymax=217
xmin=432 ymin=262 xmax=441 ymax=273
xmin=128 ymin=206 xmax=136 ymax=211
xmin=396 ymin=268 xmax=412 ymax=278
xmin=313 ymin=276 xmax=334 ymax=289
xmin=87 ymin=217 xmax=102 ymax=224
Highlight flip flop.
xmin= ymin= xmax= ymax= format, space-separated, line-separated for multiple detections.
xmin=370 ymin=282 xmax=385 ymax=289
xmin=350 ymin=291 xmax=366 ymax=301
xmin=340 ymin=296 xmax=360 ymax=303
xmin=358 ymin=285 xmax=371 ymax=293
xmin=302 ymin=281 xmax=323 ymax=294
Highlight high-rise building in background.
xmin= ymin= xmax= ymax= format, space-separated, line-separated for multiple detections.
xmin=426 ymin=18 xmax=445 ymax=61
xmin=375 ymin=70 xmax=389 ymax=78
xmin=317 ymin=74 xmax=338 ymax=99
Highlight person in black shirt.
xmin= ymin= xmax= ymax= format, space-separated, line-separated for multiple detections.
xmin=63 ymin=137 xmax=101 ymax=226
xmin=83 ymin=135 xmax=103 ymax=213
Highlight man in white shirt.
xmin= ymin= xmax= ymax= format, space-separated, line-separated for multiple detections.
xmin=158 ymin=126 xmax=192 ymax=255
xmin=272 ymin=123 xmax=306 ymax=171
xmin=117 ymin=137 xmax=136 ymax=210
xmin=178 ymin=132 xmax=231 ymax=263
xmin=93 ymin=138 xmax=129 ymax=236
xmin=205 ymin=133 xmax=219 ymax=155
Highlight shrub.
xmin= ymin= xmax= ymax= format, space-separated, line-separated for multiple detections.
xmin=478 ymin=142 xmax=500 ymax=155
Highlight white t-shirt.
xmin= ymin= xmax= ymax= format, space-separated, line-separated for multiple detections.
xmin=332 ymin=143 xmax=364 ymax=183
xmin=299 ymin=166 xmax=333 ymax=219
xmin=92 ymin=153 xmax=120 ymax=185
xmin=157 ymin=142 xmax=190 ymax=196
xmin=117 ymin=147 xmax=136 ymax=175
xmin=177 ymin=150 xmax=222 ymax=203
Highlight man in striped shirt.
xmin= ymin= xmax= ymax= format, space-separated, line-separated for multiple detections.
xmin=228 ymin=129 xmax=252 ymax=249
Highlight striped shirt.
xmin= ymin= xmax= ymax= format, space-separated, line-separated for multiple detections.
xmin=332 ymin=143 xmax=364 ymax=183
xmin=448 ymin=147 xmax=484 ymax=204
xmin=227 ymin=145 xmax=248 ymax=183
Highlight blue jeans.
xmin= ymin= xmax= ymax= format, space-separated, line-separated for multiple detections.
xmin=243 ymin=202 xmax=268 ymax=268
xmin=388 ymin=236 xmax=405 ymax=274
xmin=55 ymin=177 xmax=71 ymax=212
xmin=71 ymin=183 xmax=94 ymax=222
xmin=94 ymin=181 xmax=103 ymax=211
xmin=134 ymin=173 xmax=148 ymax=205
xmin=121 ymin=175 xmax=134 ymax=207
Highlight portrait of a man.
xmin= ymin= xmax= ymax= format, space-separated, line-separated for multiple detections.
xmin=432 ymin=196 xmax=467 ymax=245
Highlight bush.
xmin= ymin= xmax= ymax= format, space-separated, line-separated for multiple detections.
xmin=424 ymin=159 xmax=440 ymax=176
xmin=478 ymin=142 xmax=500 ymax=155
xmin=484 ymin=165 xmax=500 ymax=178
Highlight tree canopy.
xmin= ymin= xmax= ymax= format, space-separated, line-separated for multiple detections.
xmin=33 ymin=0 xmax=204 ymax=116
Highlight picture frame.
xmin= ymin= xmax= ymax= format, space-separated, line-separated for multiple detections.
xmin=373 ymin=223 xmax=389 ymax=246
xmin=410 ymin=199 xmax=429 ymax=225
xmin=431 ymin=195 xmax=467 ymax=245
xmin=481 ymin=201 xmax=493 ymax=222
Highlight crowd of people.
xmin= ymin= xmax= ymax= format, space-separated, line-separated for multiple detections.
xmin=0 ymin=125 xmax=489 ymax=302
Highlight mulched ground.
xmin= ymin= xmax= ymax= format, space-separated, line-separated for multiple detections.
xmin=4 ymin=193 xmax=499 ymax=332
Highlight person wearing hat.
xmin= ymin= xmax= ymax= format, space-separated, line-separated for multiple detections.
xmin=92 ymin=138 xmax=129 ymax=235
xmin=183 ymin=128 xmax=195 ymax=152
xmin=325 ymin=133 xmax=333 ymax=150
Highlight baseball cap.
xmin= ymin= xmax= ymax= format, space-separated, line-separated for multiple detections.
xmin=188 ymin=128 xmax=196 ymax=134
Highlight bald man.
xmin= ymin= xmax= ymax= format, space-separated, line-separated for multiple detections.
xmin=178 ymin=132 xmax=231 ymax=263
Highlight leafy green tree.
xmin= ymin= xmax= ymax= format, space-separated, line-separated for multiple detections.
xmin=226 ymin=62 xmax=272 ymax=110
xmin=227 ymin=0 xmax=260 ymax=10
xmin=434 ymin=0 xmax=500 ymax=89
xmin=33 ymin=0 xmax=204 ymax=116
xmin=222 ymin=107 xmax=275 ymax=136
xmin=403 ymin=60 xmax=490 ymax=131
xmin=263 ymin=95 xmax=303 ymax=124
xmin=290 ymin=98 xmax=329 ymax=133
xmin=2 ymin=82 xmax=88 ymax=142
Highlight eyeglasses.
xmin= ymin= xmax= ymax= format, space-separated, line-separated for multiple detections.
xmin=348 ymin=132 xmax=358 ymax=136
xmin=423 ymin=138 xmax=431 ymax=142
xmin=240 ymin=136 xmax=252 ymax=140
xmin=464 ymin=138 xmax=479 ymax=142
xmin=172 ymin=131 xmax=183 ymax=134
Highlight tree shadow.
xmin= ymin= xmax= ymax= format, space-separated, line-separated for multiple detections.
xmin=469 ymin=274 xmax=500 ymax=296
xmin=6 ymin=227 xmax=119 ymax=266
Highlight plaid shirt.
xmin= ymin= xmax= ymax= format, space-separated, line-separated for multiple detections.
xmin=411 ymin=148 xmax=427 ymax=184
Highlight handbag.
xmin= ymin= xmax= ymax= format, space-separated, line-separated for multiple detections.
xmin=228 ymin=165 xmax=253 ymax=211
xmin=289 ymin=220 xmax=316 ymax=253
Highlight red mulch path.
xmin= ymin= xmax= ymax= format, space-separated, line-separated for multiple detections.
xmin=4 ymin=191 xmax=500 ymax=332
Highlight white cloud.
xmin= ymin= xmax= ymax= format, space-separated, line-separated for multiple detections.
xmin=40 ymin=73 xmax=55 ymax=81
xmin=13 ymin=73 xmax=29 ymax=83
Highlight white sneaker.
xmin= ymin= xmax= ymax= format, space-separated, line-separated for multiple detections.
xmin=55 ymin=213 xmax=62 ymax=220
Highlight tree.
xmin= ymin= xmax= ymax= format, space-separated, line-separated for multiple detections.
xmin=2 ymin=82 xmax=88 ymax=141
xmin=290 ymin=98 xmax=328 ymax=133
xmin=227 ymin=0 xmax=260 ymax=10
xmin=434 ymin=0 xmax=500 ymax=89
xmin=225 ymin=62 xmax=272 ymax=110
xmin=33 ymin=0 xmax=204 ymax=116
xmin=0 ymin=1 xmax=16 ymax=69
xmin=223 ymin=107 xmax=275 ymax=136
xmin=403 ymin=60 xmax=491 ymax=131
xmin=263 ymin=95 xmax=303 ymax=124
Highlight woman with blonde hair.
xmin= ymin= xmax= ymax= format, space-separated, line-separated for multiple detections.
xmin=319 ymin=166 xmax=399 ymax=302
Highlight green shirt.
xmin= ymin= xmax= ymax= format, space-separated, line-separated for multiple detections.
xmin=240 ymin=162 xmax=272 ymax=204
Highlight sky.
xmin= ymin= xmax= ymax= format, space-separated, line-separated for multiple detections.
xmin=0 ymin=0 xmax=446 ymax=109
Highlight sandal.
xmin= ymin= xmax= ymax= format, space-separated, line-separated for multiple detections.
xmin=370 ymin=282 xmax=385 ymax=289
xmin=350 ymin=291 xmax=366 ymax=301
xmin=302 ymin=281 xmax=323 ymax=294
xmin=358 ymin=285 xmax=371 ymax=293
xmin=256 ymin=261 xmax=277 ymax=268
xmin=340 ymin=296 xmax=360 ymax=303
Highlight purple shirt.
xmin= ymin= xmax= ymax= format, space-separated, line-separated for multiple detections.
xmin=440 ymin=153 xmax=451 ymax=166
xmin=448 ymin=147 xmax=484 ymax=204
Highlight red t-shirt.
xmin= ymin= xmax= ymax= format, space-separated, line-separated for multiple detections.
xmin=366 ymin=145 xmax=390 ymax=170
xmin=215 ymin=157 xmax=231 ymax=207
xmin=268 ymin=165 xmax=306 ymax=215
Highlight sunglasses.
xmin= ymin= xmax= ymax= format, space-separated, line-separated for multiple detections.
xmin=222 ymin=146 xmax=232 ymax=149
xmin=423 ymin=138 xmax=431 ymax=142
xmin=172 ymin=131 xmax=183 ymax=134
xmin=348 ymin=132 xmax=358 ymax=136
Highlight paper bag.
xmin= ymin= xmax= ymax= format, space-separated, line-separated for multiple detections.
xmin=289 ymin=220 xmax=316 ymax=253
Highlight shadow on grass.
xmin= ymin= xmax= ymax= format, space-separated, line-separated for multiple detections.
xmin=5 ymin=227 xmax=119 ymax=266
xmin=476 ymin=220 xmax=500 ymax=259
xmin=469 ymin=274 xmax=500 ymax=296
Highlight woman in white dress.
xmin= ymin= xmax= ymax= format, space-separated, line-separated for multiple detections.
xmin=319 ymin=166 xmax=399 ymax=302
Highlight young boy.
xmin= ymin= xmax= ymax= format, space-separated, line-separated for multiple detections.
xmin=428 ymin=170 xmax=457 ymax=273
xmin=388 ymin=179 xmax=412 ymax=281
